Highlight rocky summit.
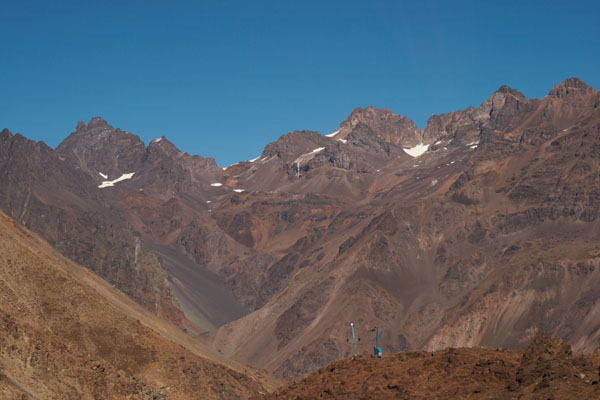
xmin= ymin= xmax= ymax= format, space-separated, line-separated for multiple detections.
xmin=1 ymin=77 xmax=600 ymax=390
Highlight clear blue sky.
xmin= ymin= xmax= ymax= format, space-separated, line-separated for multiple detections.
xmin=2 ymin=1 xmax=599 ymax=166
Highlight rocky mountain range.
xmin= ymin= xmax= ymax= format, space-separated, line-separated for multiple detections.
xmin=1 ymin=77 xmax=600 ymax=382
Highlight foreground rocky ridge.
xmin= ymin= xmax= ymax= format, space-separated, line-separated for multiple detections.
xmin=1 ymin=77 xmax=600 ymax=381
xmin=261 ymin=334 xmax=600 ymax=399
xmin=0 ymin=210 xmax=280 ymax=399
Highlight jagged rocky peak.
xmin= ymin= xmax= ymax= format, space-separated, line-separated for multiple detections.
xmin=67 ymin=117 xmax=125 ymax=138
xmin=423 ymin=85 xmax=533 ymax=145
xmin=147 ymin=135 xmax=182 ymax=158
xmin=482 ymin=84 xmax=529 ymax=114
xmin=144 ymin=135 xmax=225 ymax=185
xmin=493 ymin=84 xmax=527 ymax=101
xmin=528 ymin=77 xmax=599 ymax=132
xmin=86 ymin=116 xmax=111 ymax=129
xmin=482 ymin=85 xmax=533 ymax=130
xmin=0 ymin=129 xmax=55 ymax=156
xmin=337 ymin=106 xmax=424 ymax=146
xmin=1 ymin=128 xmax=12 ymax=138
xmin=425 ymin=78 xmax=598 ymax=152
xmin=57 ymin=117 xmax=147 ymax=179
xmin=548 ymin=77 xmax=594 ymax=98
xmin=69 ymin=117 xmax=111 ymax=137
xmin=262 ymin=130 xmax=328 ymax=162
xmin=342 ymin=106 xmax=412 ymax=128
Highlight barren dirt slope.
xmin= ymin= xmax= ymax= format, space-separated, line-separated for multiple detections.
xmin=0 ymin=211 xmax=281 ymax=399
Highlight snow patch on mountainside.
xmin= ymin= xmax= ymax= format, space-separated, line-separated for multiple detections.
xmin=467 ymin=141 xmax=479 ymax=149
xmin=294 ymin=147 xmax=326 ymax=165
xmin=403 ymin=143 xmax=429 ymax=158
xmin=210 ymin=183 xmax=223 ymax=187
xmin=325 ymin=129 xmax=340 ymax=138
xmin=98 ymin=173 xmax=135 ymax=188
xmin=98 ymin=172 xmax=108 ymax=179
xmin=261 ymin=155 xmax=277 ymax=164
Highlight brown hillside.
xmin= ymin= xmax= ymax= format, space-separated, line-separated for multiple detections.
xmin=261 ymin=334 xmax=600 ymax=399
xmin=0 ymin=211 xmax=281 ymax=399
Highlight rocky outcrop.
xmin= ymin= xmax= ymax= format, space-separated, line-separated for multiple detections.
xmin=514 ymin=334 xmax=574 ymax=388
xmin=423 ymin=85 xmax=533 ymax=146
xmin=336 ymin=106 xmax=424 ymax=146
xmin=261 ymin=334 xmax=600 ymax=399
xmin=57 ymin=117 xmax=147 ymax=180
